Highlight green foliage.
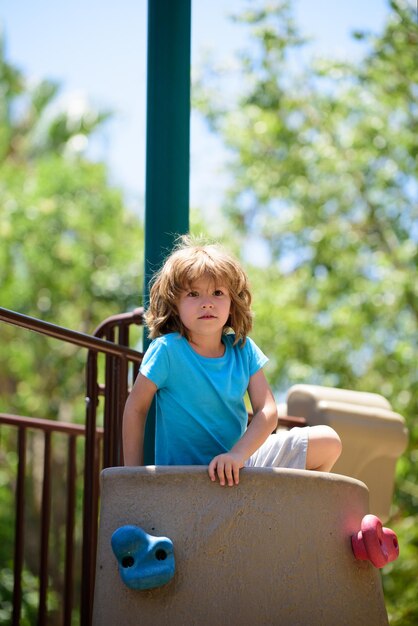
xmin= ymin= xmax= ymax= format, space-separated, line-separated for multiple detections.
xmin=0 ymin=38 xmax=144 ymax=420
xmin=0 ymin=567 xmax=39 ymax=626
xmin=383 ymin=514 xmax=418 ymax=625
xmin=0 ymin=37 xmax=143 ymax=624
xmin=195 ymin=1 xmax=417 ymax=621
xmin=0 ymin=35 xmax=111 ymax=164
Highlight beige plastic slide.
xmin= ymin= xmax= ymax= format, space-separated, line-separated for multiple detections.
xmin=286 ymin=384 xmax=408 ymax=522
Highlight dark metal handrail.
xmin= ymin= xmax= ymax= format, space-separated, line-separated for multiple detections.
xmin=0 ymin=412 xmax=95 ymax=433
xmin=0 ymin=307 xmax=143 ymax=361
xmin=0 ymin=306 xmax=144 ymax=626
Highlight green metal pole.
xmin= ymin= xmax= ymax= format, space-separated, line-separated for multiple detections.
xmin=143 ymin=0 xmax=191 ymax=463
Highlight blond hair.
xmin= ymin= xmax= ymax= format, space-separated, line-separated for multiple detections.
xmin=144 ymin=236 xmax=253 ymax=344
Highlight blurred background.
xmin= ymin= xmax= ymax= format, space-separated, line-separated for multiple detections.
xmin=0 ymin=1 xmax=417 ymax=624
xmin=0 ymin=0 xmax=394 ymax=214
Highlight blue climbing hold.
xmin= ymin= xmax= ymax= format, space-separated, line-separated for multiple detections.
xmin=111 ymin=525 xmax=175 ymax=590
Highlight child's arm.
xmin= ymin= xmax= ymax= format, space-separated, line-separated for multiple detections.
xmin=208 ymin=369 xmax=278 ymax=486
xmin=122 ymin=373 xmax=157 ymax=466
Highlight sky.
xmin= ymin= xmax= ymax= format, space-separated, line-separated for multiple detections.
xmin=0 ymin=0 xmax=393 ymax=217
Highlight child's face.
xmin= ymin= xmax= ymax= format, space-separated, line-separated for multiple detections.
xmin=176 ymin=275 xmax=231 ymax=343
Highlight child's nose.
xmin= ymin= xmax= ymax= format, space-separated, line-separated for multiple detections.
xmin=201 ymin=298 xmax=214 ymax=308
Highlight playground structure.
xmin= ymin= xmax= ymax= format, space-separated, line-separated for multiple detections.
xmin=0 ymin=1 xmax=411 ymax=624
xmin=92 ymin=386 xmax=407 ymax=626
xmin=285 ymin=384 xmax=408 ymax=523
xmin=94 ymin=468 xmax=385 ymax=626
xmin=0 ymin=304 xmax=408 ymax=625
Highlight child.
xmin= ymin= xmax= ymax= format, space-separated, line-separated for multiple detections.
xmin=122 ymin=236 xmax=341 ymax=486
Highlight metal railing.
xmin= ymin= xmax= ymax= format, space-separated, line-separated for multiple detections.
xmin=0 ymin=412 xmax=103 ymax=626
xmin=0 ymin=306 xmax=144 ymax=626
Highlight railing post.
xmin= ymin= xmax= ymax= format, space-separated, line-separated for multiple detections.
xmin=64 ymin=435 xmax=77 ymax=626
xmin=38 ymin=431 xmax=52 ymax=625
xmin=81 ymin=352 xmax=99 ymax=626
xmin=12 ymin=427 xmax=26 ymax=626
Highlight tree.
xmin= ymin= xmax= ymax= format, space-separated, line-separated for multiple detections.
xmin=0 ymin=38 xmax=144 ymax=624
xmin=195 ymin=1 xmax=418 ymax=623
xmin=0 ymin=34 xmax=144 ymax=418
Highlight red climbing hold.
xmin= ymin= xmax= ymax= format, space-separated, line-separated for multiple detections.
xmin=351 ymin=514 xmax=399 ymax=568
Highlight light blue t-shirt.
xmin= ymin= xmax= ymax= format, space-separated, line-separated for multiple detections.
xmin=140 ymin=332 xmax=268 ymax=465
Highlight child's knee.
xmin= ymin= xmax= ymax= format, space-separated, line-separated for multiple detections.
xmin=321 ymin=425 xmax=342 ymax=461
xmin=306 ymin=425 xmax=342 ymax=471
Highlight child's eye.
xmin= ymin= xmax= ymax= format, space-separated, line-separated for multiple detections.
xmin=187 ymin=291 xmax=198 ymax=297
xmin=214 ymin=289 xmax=224 ymax=296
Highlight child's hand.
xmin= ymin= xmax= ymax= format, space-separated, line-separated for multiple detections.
xmin=208 ymin=452 xmax=245 ymax=486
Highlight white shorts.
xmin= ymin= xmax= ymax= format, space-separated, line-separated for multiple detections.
xmin=245 ymin=427 xmax=309 ymax=470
